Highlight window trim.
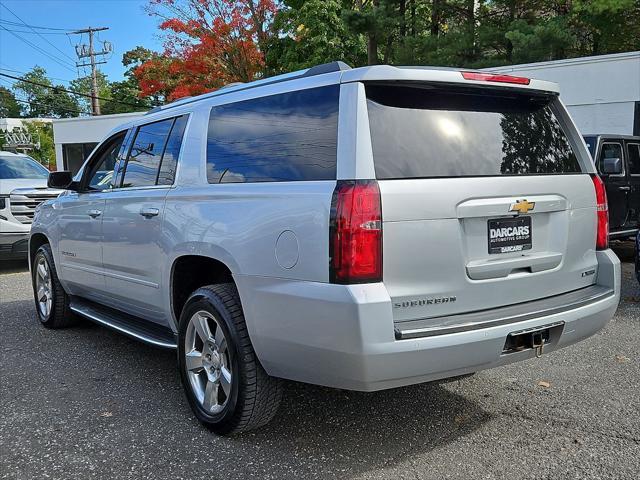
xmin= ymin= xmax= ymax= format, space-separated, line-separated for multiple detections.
xmin=118 ymin=114 xmax=188 ymax=189
xmin=599 ymin=141 xmax=626 ymax=178
xmin=626 ymin=142 xmax=640 ymax=177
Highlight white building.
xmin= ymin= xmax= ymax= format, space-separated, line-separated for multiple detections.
xmin=485 ymin=51 xmax=640 ymax=136
xmin=52 ymin=112 xmax=144 ymax=173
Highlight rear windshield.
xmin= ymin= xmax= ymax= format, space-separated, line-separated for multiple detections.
xmin=366 ymin=84 xmax=582 ymax=179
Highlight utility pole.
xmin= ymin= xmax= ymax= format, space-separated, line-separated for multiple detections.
xmin=72 ymin=27 xmax=111 ymax=116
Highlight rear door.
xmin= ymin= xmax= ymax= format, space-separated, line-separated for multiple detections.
xmin=625 ymin=141 xmax=640 ymax=229
xmin=100 ymin=115 xmax=188 ymax=324
xmin=597 ymin=140 xmax=628 ymax=230
xmin=364 ymin=82 xmax=598 ymax=325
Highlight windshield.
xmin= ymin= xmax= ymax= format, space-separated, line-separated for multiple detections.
xmin=0 ymin=155 xmax=49 ymax=179
xmin=366 ymin=83 xmax=582 ymax=179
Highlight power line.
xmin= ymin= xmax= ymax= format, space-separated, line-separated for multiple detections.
xmin=0 ymin=3 xmax=77 ymax=63
xmin=0 ymin=26 xmax=77 ymax=73
xmin=0 ymin=66 xmax=74 ymax=85
xmin=13 ymin=97 xmax=91 ymax=116
xmin=0 ymin=72 xmax=155 ymax=108
xmin=0 ymin=27 xmax=70 ymax=35
xmin=0 ymin=19 xmax=76 ymax=31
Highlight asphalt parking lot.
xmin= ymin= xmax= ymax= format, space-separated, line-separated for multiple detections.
xmin=1 ymin=243 xmax=638 ymax=480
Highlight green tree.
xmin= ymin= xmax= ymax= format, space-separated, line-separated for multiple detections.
xmin=24 ymin=121 xmax=55 ymax=169
xmin=13 ymin=66 xmax=81 ymax=118
xmin=69 ymin=71 xmax=111 ymax=113
xmin=267 ymin=0 xmax=366 ymax=72
xmin=0 ymin=86 xmax=21 ymax=117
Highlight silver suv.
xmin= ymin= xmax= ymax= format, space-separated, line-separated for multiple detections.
xmin=31 ymin=62 xmax=621 ymax=434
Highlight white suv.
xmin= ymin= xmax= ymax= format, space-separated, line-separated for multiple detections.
xmin=31 ymin=62 xmax=620 ymax=434
xmin=0 ymin=151 xmax=59 ymax=259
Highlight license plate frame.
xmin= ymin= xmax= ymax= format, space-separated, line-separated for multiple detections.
xmin=487 ymin=216 xmax=532 ymax=254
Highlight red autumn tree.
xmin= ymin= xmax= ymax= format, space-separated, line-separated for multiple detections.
xmin=135 ymin=0 xmax=277 ymax=101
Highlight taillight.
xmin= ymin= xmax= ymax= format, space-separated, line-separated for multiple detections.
xmin=330 ymin=180 xmax=382 ymax=284
xmin=461 ymin=71 xmax=531 ymax=85
xmin=591 ymin=174 xmax=609 ymax=250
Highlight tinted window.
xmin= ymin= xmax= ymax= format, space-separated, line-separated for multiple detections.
xmin=627 ymin=143 xmax=640 ymax=175
xmin=583 ymin=136 xmax=597 ymax=157
xmin=157 ymin=115 xmax=188 ymax=185
xmin=206 ymin=85 xmax=339 ymax=183
xmin=121 ymin=115 xmax=187 ymax=188
xmin=0 ymin=155 xmax=48 ymax=179
xmin=366 ymin=84 xmax=582 ymax=179
xmin=122 ymin=118 xmax=174 ymax=188
xmin=599 ymin=143 xmax=623 ymax=174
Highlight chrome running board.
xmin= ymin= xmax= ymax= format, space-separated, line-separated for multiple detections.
xmin=70 ymin=297 xmax=177 ymax=349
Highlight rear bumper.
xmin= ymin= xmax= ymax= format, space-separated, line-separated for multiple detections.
xmin=236 ymin=249 xmax=620 ymax=391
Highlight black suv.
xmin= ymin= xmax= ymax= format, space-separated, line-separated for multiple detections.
xmin=584 ymin=135 xmax=640 ymax=239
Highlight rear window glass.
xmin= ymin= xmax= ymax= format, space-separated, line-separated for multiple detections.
xmin=366 ymin=84 xmax=582 ymax=179
xmin=627 ymin=143 xmax=640 ymax=175
xmin=206 ymin=85 xmax=339 ymax=183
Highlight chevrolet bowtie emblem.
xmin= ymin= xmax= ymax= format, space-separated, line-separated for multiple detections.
xmin=510 ymin=199 xmax=535 ymax=214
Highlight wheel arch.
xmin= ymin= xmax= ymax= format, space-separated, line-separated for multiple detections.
xmin=29 ymin=232 xmax=50 ymax=268
xmin=169 ymin=254 xmax=237 ymax=329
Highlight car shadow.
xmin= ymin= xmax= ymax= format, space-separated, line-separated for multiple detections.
xmin=2 ymin=298 xmax=493 ymax=479
xmin=0 ymin=259 xmax=29 ymax=274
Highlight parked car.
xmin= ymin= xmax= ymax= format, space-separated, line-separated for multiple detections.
xmin=0 ymin=152 xmax=60 ymax=260
xmin=31 ymin=63 xmax=621 ymax=434
xmin=583 ymin=135 xmax=640 ymax=240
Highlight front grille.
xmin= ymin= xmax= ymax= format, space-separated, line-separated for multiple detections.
xmin=9 ymin=191 xmax=59 ymax=224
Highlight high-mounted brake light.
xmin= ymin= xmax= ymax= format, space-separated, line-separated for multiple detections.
xmin=461 ymin=71 xmax=531 ymax=85
xmin=590 ymin=174 xmax=609 ymax=250
xmin=330 ymin=180 xmax=382 ymax=284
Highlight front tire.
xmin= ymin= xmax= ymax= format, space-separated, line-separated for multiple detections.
xmin=31 ymin=244 xmax=77 ymax=328
xmin=177 ymin=284 xmax=282 ymax=434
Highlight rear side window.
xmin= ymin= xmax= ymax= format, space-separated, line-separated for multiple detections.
xmin=366 ymin=84 xmax=582 ymax=179
xmin=206 ymin=85 xmax=339 ymax=183
xmin=121 ymin=115 xmax=187 ymax=188
xmin=627 ymin=143 xmax=640 ymax=175
xmin=599 ymin=143 xmax=623 ymax=175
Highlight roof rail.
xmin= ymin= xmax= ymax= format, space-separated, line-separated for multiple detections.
xmin=144 ymin=61 xmax=351 ymax=115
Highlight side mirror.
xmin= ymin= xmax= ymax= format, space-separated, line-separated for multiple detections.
xmin=602 ymin=157 xmax=622 ymax=175
xmin=48 ymin=171 xmax=77 ymax=190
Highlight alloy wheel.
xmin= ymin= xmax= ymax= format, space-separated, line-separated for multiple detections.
xmin=184 ymin=310 xmax=232 ymax=414
xmin=35 ymin=254 xmax=53 ymax=319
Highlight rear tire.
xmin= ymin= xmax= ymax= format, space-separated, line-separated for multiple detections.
xmin=31 ymin=244 xmax=77 ymax=328
xmin=177 ymin=284 xmax=282 ymax=434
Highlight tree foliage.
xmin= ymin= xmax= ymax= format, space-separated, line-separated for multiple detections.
xmin=13 ymin=66 xmax=81 ymax=118
xmin=127 ymin=0 xmax=639 ymax=102
xmin=134 ymin=0 xmax=277 ymax=101
xmin=0 ymin=86 xmax=21 ymax=118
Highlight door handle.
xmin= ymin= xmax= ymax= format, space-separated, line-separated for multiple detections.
xmin=87 ymin=209 xmax=102 ymax=218
xmin=139 ymin=207 xmax=160 ymax=218
xmin=618 ymin=186 xmax=631 ymax=191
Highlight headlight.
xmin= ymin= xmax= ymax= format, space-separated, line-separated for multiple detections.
xmin=0 ymin=195 xmax=7 ymax=210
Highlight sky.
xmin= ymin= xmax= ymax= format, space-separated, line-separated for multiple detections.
xmin=0 ymin=0 xmax=164 ymax=90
